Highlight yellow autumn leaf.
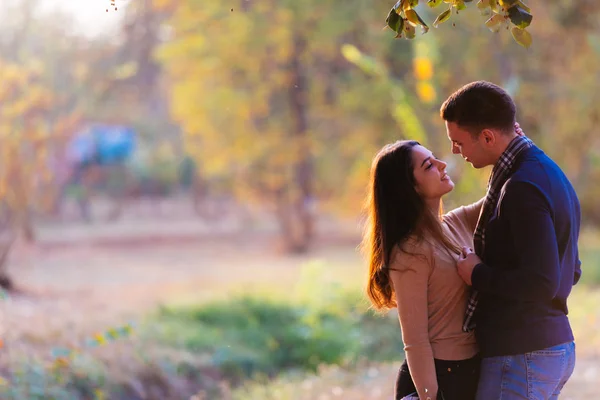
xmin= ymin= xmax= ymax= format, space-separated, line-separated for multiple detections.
xmin=53 ymin=357 xmax=70 ymax=369
xmin=511 ymin=26 xmax=532 ymax=48
xmin=477 ymin=0 xmax=490 ymax=9
xmin=413 ymin=57 xmax=434 ymax=80
xmin=417 ymin=82 xmax=437 ymax=104
xmin=485 ymin=13 xmax=506 ymax=32
xmin=94 ymin=333 xmax=107 ymax=345
xmin=113 ymin=62 xmax=138 ymax=80
xmin=94 ymin=389 xmax=107 ymax=400
xmin=74 ymin=63 xmax=89 ymax=81
xmin=152 ymin=0 xmax=175 ymax=11
xmin=433 ymin=9 xmax=452 ymax=27
xmin=405 ymin=10 xmax=420 ymax=26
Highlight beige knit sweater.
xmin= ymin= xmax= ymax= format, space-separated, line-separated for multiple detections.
xmin=389 ymin=201 xmax=483 ymax=400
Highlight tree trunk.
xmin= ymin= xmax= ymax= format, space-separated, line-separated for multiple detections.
xmin=274 ymin=186 xmax=297 ymax=252
xmin=0 ymin=206 xmax=16 ymax=291
xmin=286 ymin=31 xmax=313 ymax=254
xmin=0 ymin=239 xmax=14 ymax=291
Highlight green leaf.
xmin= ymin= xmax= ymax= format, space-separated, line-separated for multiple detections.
xmin=428 ymin=0 xmax=443 ymax=6
xmin=485 ymin=13 xmax=505 ymax=32
xmin=433 ymin=9 xmax=452 ymax=27
xmin=454 ymin=0 xmax=467 ymax=11
xmin=386 ymin=8 xmax=403 ymax=32
xmin=395 ymin=18 xmax=406 ymax=37
xmin=508 ymin=6 xmax=533 ymax=29
xmin=511 ymin=26 xmax=532 ymax=48
xmin=405 ymin=9 xmax=430 ymax=33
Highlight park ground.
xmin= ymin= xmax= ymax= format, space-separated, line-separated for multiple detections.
xmin=1 ymin=212 xmax=599 ymax=399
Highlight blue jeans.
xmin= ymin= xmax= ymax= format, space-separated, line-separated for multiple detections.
xmin=476 ymin=341 xmax=576 ymax=400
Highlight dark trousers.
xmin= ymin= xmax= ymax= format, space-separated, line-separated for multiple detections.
xmin=395 ymin=354 xmax=481 ymax=400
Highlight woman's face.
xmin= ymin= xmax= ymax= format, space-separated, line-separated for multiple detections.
xmin=411 ymin=145 xmax=454 ymax=201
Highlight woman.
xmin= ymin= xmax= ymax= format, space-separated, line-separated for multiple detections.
xmin=362 ymin=140 xmax=483 ymax=400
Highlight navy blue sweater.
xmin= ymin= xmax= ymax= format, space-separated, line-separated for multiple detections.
xmin=471 ymin=146 xmax=582 ymax=357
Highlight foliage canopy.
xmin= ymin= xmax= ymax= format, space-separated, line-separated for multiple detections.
xmin=386 ymin=0 xmax=533 ymax=48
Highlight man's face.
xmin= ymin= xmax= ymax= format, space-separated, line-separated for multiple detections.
xmin=445 ymin=121 xmax=489 ymax=169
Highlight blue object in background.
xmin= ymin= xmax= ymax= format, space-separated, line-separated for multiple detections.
xmin=92 ymin=125 xmax=136 ymax=165
xmin=68 ymin=124 xmax=137 ymax=165
xmin=68 ymin=130 xmax=96 ymax=165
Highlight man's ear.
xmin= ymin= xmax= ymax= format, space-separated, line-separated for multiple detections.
xmin=480 ymin=129 xmax=496 ymax=147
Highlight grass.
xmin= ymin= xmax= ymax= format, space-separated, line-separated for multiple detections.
xmin=145 ymin=261 xmax=404 ymax=383
xmin=228 ymin=285 xmax=600 ymax=400
xmin=0 ymin=263 xmax=405 ymax=399
xmin=2 ymin=229 xmax=599 ymax=399
xmin=579 ymin=229 xmax=600 ymax=286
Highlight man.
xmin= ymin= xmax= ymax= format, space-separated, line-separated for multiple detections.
xmin=440 ymin=81 xmax=581 ymax=399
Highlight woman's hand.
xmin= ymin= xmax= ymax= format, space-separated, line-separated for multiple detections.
xmin=515 ymin=122 xmax=524 ymax=136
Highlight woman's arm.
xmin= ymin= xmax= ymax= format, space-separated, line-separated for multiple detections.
xmin=462 ymin=197 xmax=485 ymax=233
xmin=444 ymin=197 xmax=484 ymax=234
xmin=389 ymin=247 xmax=438 ymax=400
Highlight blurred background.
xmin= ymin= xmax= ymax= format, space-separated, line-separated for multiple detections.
xmin=0 ymin=0 xmax=599 ymax=398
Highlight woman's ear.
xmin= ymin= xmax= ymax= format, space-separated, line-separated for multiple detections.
xmin=414 ymin=181 xmax=422 ymax=196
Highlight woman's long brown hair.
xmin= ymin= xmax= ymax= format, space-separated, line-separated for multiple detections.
xmin=362 ymin=141 xmax=461 ymax=311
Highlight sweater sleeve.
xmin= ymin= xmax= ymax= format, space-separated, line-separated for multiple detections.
xmin=389 ymin=244 xmax=437 ymax=400
xmin=443 ymin=197 xmax=484 ymax=236
xmin=463 ymin=197 xmax=485 ymax=234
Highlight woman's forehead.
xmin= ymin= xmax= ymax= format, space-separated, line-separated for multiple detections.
xmin=411 ymin=145 xmax=432 ymax=162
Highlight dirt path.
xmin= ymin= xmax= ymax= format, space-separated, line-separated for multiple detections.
xmin=2 ymin=224 xmax=358 ymax=348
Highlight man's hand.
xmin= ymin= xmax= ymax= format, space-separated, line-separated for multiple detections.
xmin=457 ymin=246 xmax=482 ymax=286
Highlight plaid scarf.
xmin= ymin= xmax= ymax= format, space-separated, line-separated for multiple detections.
xmin=462 ymin=135 xmax=534 ymax=332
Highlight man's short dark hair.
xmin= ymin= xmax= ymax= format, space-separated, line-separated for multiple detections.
xmin=440 ymin=81 xmax=516 ymax=134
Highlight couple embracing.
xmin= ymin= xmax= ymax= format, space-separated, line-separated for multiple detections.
xmin=364 ymin=81 xmax=581 ymax=400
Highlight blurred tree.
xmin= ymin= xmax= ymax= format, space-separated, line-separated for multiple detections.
xmin=153 ymin=0 xmax=600 ymax=256
xmin=0 ymin=59 xmax=81 ymax=290
xmin=0 ymin=0 xmax=89 ymax=289
xmin=108 ymin=0 xmax=168 ymax=110
xmin=155 ymin=0 xmax=398 ymax=252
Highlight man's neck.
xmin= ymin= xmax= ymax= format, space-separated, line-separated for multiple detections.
xmin=491 ymin=131 xmax=519 ymax=165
